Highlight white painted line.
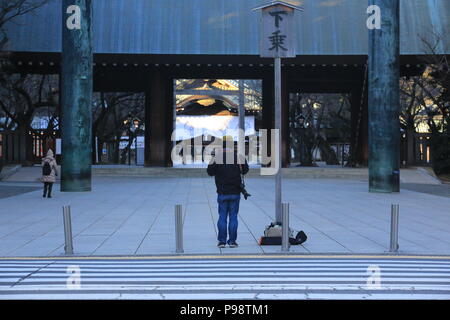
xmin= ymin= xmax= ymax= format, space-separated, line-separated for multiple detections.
xmin=12 ymin=276 xmax=450 ymax=283
xmin=6 ymin=271 xmax=450 ymax=277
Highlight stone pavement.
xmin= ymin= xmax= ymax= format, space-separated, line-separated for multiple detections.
xmin=401 ymin=183 xmax=450 ymax=198
xmin=0 ymin=176 xmax=449 ymax=257
xmin=0 ymin=185 xmax=40 ymax=199
xmin=2 ymin=164 xmax=444 ymax=183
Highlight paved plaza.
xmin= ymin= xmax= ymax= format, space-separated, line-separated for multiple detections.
xmin=0 ymin=172 xmax=449 ymax=257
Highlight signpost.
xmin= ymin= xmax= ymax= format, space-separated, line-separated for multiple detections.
xmin=238 ymin=80 xmax=245 ymax=166
xmin=253 ymin=1 xmax=303 ymax=223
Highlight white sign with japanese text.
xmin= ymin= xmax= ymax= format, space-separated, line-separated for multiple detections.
xmin=260 ymin=5 xmax=295 ymax=58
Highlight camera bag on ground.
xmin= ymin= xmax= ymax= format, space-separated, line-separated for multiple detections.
xmin=259 ymin=222 xmax=307 ymax=245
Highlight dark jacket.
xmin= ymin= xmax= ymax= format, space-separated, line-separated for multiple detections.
xmin=207 ymin=149 xmax=249 ymax=195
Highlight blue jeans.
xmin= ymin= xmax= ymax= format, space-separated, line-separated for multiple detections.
xmin=217 ymin=194 xmax=240 ymax=244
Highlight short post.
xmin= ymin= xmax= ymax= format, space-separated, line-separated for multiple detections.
xmin=281 ymin=203 xmax=290 ymax=252
xmin=175 ymin=204 xmax=184 ymax=253
xmin=62 ymin=205 xmax=74 ymax=255
xmin=390 ymin=204 xmax=399 ymax=252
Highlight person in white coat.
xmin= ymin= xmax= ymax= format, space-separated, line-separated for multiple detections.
xmin=41 ymin=149 xmax=58 ymax=198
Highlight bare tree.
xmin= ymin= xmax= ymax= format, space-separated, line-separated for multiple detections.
xmin=0 ymin=0 xmax=50 ymax=83
xmin=0 ymin=1 xmax=50 ymax=170
xmin=417 ymin=31 xmax=450 ymax=133
xmin=0 ymin=0 xmax=49 ymax=52
xmin=92 ymin=92 xmax=145 ymax=164
xmin=401 ymin=31 xmax=450 ymax=174
xmin=0 ymin=73 xmax=58 ymax=164
xmin=290 ymin=93 xmax=350 ymax=166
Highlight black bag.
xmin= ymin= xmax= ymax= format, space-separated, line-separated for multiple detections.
xmin=294 ymin=231 xmax=308 ymax=244
xmin=43 ymin=161 xmax=51 ymax=176
xmin=259 ymin=223 xmax=307 ymax=245
xmin=259 ymin=232 xmax=307 ymax=245
xmin=259 ymin=236 xmax=301 ymax=245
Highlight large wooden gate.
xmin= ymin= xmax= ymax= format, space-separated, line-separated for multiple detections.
xmin=0 ymin=130 xmax=58 ymax=165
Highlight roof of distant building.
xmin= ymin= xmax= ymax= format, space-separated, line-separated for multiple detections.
xmin=4 ymin=0 xmax=450 ymax=56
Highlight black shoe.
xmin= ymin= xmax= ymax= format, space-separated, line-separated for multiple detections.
xmin=228 ymin=242 xmax=238 ymax=248
xmin=43 ymin=194 xmax=46 ymax=198
xmin=217 ymin=242 xmax=226 ymax=248
xmin=47 ymin=195 xmax=52 ymax=198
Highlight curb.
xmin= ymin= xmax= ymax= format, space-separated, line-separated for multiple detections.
xmin=0 ymin=165 xmax=22 ymax=181
xmin=416 ymin=167 xmax=442 ymax=184
xmin=1 ymin=253 xmax=450 ymax=260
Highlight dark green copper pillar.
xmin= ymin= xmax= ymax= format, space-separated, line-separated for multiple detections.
xmin=61 ymin=0 xmax=93 ymax=191
xmin=368 ymin=0 xmax=400 ymax=192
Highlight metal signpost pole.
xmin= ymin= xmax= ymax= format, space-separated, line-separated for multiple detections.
xmin=274 ymin=56 xmax=282 ymax=223
xmin=253 ymin=1 xmax=302 ymax=224
xmin=238 ymin=80 xmax=246 ymax=164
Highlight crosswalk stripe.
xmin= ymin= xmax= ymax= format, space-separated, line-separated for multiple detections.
xmin=1 ymin=261 xmax=450 ymax=269
xmin=1 ymin=277 xmax=448 ymax=284
xmin=0 ymin=257 xmax=449 ymax=299
xmin=1 ymin=271 xmax=449 ymax=276
xmin=1 ymin=258 xmax=450 ymax=264
xmin=2 ymin=262 xmax=450 ymax=268
xmin=0 ymin=254 xmax=449 ymax=260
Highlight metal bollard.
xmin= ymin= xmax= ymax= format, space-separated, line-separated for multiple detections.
xmin=390 ymin=204 xmax=399 ymax=252
xmin=63 ymin=206 xmax=74 ymax=255
xmin=175 ymin=204 xmax=184 ymax=253
xmin=281 ymin=203 xmax=290 ymax=252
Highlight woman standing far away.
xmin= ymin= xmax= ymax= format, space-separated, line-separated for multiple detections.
xmin=42 ymin=149 xmax=58 ymax=198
